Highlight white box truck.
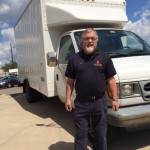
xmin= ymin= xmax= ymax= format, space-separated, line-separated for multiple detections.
xmin=15 ymin=0 xmax=150 ymax=142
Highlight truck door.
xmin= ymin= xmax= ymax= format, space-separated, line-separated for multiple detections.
xmin=55 ymin=34 xmax=75 ymax=103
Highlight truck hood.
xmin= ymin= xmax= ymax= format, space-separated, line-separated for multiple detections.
xmin=112 ymin=56 xmax=150 ymax=82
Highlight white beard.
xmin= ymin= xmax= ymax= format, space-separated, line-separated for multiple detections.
xmin=85 ymin=46 xmax=95 ymax=54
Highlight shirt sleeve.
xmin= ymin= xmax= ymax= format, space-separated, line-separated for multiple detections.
xmin=104 ymin=55 xmax=117 ymax=79
xmin=65 ymin=57 xmax=76 ymax=79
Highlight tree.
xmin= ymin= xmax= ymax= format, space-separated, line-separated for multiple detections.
xmin=1 ymin=61 xmax=18 ymax=72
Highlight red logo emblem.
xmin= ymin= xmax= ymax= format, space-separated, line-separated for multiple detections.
xmin=96 ymin=60 xmax=100 ymax=64
xmin=94 ymin=60 xmax=102 ymax=67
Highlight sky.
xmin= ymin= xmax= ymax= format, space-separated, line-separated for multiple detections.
xmin=0 ymin=0 xmax=150 ymax=67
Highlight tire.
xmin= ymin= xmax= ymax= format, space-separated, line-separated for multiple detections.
xmin=25 ymin=80 xmax=42 ymax=103
xmin=25 ymin=81 xmax=36 ymax=103
xmin=7 ymin=83 xmax=12 ymax=88
xmin=18 ymin=83 xmax=22 ymax=87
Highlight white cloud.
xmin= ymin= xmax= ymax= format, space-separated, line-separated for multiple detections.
xmin=1 ymin=28 xmax=15 ymax=43
xmin=133 ymin=0 xmax=150 ymax=18
xmin=0 ymin=22 xmax=9 ymax=28
xmin=125 ymin=18 xmax=150 ymax=45
xmin=0 ymin=3 xmax=10 ymax=14
xmin=0 ymin=0 xmax=26 ymax=67
xmin=0 ymin=28 xmax=16 ymax=67
xmin=141 ymin=9 xmax=150 ymax=18
xmin=0 ymin=42 xmax=13 ymax=66
xmin=0 ymin=0 xmax=30 ymax=23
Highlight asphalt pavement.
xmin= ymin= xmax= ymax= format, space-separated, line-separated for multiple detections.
xmin=0 ymin=87 xmax=150 ymax=150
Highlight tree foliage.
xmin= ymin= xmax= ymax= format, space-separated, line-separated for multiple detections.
xmin=1 ymin=61 xmax=18 ymax=72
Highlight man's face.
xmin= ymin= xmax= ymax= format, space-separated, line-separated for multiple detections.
xmin=82 ymin=31 xmax=98 ymax=55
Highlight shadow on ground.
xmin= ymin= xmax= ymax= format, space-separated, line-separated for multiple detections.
xmin=14 ymin=94 xmax=75 ymax=137
xmin=48 ymin=141 xmax=74 ymax=150
xmin=13 ymin=94 xmax=150 ymax=150
xmin=48 ymin=141 xmax=92 ymax=150
xmin=11 ymin=93 xmax=23 ymax=97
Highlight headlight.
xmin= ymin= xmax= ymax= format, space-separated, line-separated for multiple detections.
xmin=121 ymin=84 xmax=133 ymax=96
xmin=119 ymin=82 xmax=141 ymax=98
xmin=0 ymin=81 xmax=6 ymax=85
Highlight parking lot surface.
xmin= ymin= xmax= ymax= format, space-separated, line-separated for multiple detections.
xmin=0 ymin=87 xmax=150 ymax=150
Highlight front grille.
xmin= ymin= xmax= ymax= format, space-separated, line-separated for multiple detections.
xmin=139 ymin=81 xmax=150 ymax=101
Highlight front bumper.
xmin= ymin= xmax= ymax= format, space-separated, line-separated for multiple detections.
xmin=107 ymin=104 xmax=150 ymax=130
xmin=0 ymin=84 xmax=5 ymax=88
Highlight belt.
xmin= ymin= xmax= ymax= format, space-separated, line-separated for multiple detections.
xmin=88 ymin=96 xmax=98 ymax=100
xmin=77 ymin=93 xmax=104 ymax=101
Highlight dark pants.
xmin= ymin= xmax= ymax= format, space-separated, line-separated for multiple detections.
xmin=73 ymin=96 xmax=107 ymax=150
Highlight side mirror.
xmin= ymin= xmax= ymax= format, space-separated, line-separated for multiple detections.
xmin=47 ymin=52 xmax=57 ymax=67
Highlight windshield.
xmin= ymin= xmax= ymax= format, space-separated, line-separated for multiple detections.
xmin=74 ymin=30 xmax=150 ymax=58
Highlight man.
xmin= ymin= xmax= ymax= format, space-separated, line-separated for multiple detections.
xmin=65 ymin=28 xmax=119 ymax=150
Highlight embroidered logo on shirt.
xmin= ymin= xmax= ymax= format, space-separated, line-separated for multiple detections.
xmin=94 ymin=60 xmax=102 ymax=67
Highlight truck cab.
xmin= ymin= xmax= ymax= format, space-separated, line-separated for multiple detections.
xmin=52 ymin=28 xmax=150 ymax=142
xmin=53 ymin=28 xmax=150 ymax=130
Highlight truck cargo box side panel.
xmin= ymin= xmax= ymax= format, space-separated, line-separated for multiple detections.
xmin=15 ymin=0 xmax=56 ymax=97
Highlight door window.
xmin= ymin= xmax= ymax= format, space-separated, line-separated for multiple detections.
xmin=59 ymin=35 xmax=75 ymax=64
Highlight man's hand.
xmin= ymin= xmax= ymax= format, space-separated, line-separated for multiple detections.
xmin=65 ymin=78 xmax=74 ymax=112
xmin=107 ymin=77 xmax=119 ymax=111
xmin=112 ymin=101 xmax=119 ymax=111
xmin=65 ymin=99 xmax=72 ymax=112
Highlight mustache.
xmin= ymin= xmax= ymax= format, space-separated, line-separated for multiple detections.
xmin=87 ymin=43 xmax=94 ymax=47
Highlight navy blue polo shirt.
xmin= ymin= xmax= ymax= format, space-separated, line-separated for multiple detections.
xmin=65 ymin=50 xmax=116 ymax=96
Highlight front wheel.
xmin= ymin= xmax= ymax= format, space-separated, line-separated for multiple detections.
xmin=7 ymin=83 xmax=12 ymax=88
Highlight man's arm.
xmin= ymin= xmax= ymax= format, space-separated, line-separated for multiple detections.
xmin=65 ymin=78 xmax=75 ymax=112
xmin=107 ymin=76 xmax=119 ymax=111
